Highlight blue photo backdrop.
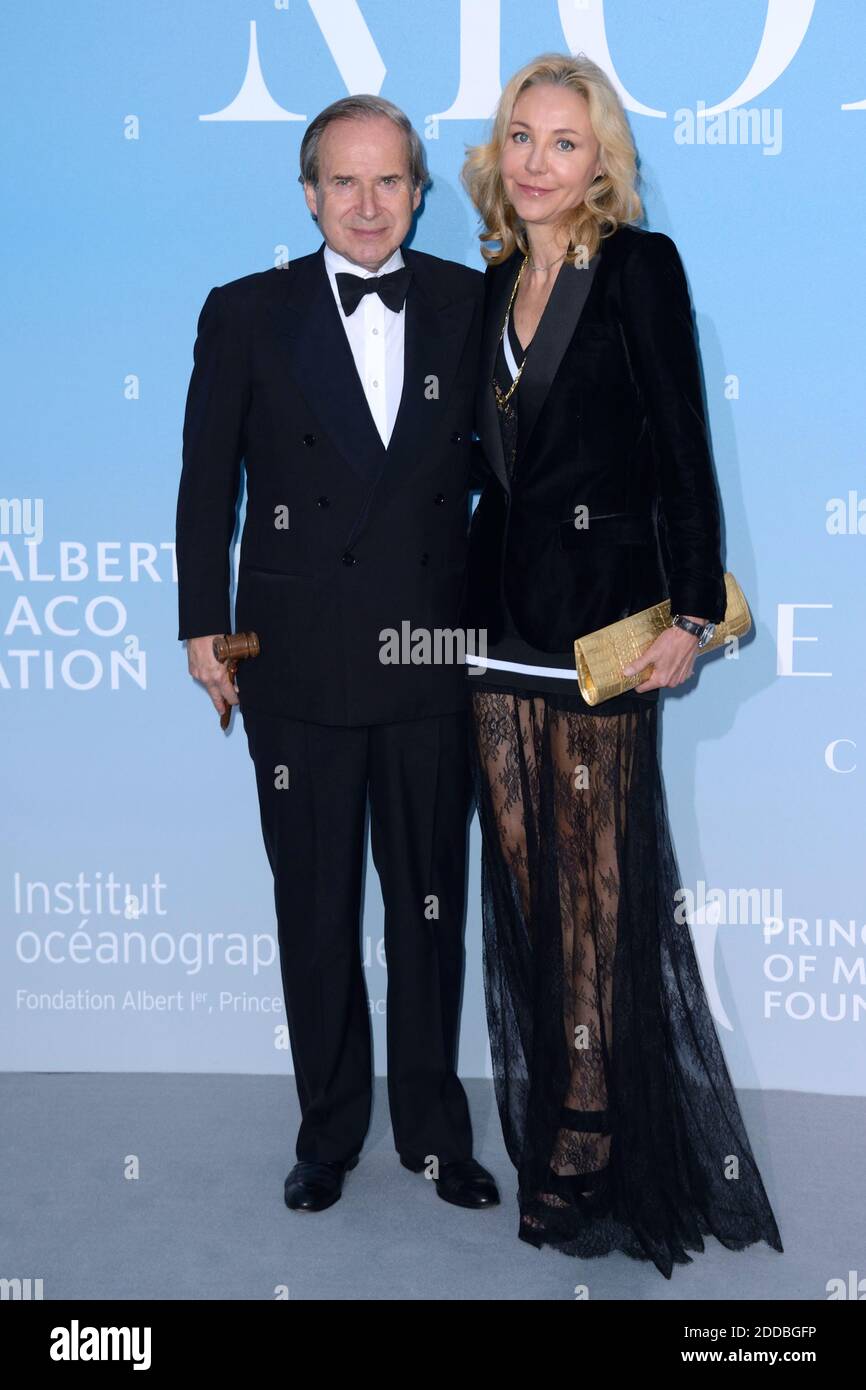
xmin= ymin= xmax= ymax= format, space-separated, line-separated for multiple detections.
xmin=3 ymin=0 xmax=865 ymax=1095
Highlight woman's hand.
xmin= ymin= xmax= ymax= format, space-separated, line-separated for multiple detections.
xmin=622 ymin=616 xmax=707 ymax=692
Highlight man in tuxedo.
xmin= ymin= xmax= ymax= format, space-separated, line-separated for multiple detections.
xmin=175 ymin=96 xmax=498 ymax=1214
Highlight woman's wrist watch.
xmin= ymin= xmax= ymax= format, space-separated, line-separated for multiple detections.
xmin=671 ymin=614 xmax=716 ymax=648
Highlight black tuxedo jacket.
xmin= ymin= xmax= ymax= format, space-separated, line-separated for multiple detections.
xmin=176 ymin=242 xmax=484 ymax=725
xmin=464 ymin=224 xmax=727 ymax=651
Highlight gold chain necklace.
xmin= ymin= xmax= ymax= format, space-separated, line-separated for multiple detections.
xmin=492 ymin=254 xmax=530 ymax=412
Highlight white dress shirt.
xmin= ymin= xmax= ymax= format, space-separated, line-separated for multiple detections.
xmin=323 ymin=243 xmax=406 ymax=448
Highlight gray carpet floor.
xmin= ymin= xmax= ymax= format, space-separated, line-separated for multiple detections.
xmin=1 ymin=1075 xmax=859 ymax=1301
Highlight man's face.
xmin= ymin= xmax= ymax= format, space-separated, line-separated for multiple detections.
xmin=304 ymin=115 xmax=421 ymax=272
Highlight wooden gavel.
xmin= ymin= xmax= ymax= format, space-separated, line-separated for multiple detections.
xmin=213 ymin=631 xmax=260 ymax=730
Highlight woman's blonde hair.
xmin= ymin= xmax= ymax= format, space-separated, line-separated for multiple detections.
xmin=461 ymin=52 xmax=643 ymax=264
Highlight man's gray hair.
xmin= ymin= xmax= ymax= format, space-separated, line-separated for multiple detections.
xmin=298 ymin=95 xmax=430 ymax=190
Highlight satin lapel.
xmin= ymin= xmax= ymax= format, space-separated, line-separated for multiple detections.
xmin=267 ymin=242 xmax=386 ymax=483
xmin=380 ymin=245 xmax=474 ymax=471
xmin=475 ymin=251 xmax=522 ymax=494
xmin=515 ymin=252 xmax=601 ymax=465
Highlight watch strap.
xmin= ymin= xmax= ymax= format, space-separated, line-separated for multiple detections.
xmin=672 ymin=615 xmax=706 ymax=639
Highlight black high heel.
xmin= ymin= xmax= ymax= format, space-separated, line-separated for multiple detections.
xmin=545 ymin=1106 xmax=612 ymax=1212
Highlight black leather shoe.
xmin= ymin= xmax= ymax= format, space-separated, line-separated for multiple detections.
xmin=400 ymin=1155 xmax=500 ymax=1209
xmin=284 ymin=1155 xmax=359 ymax=1212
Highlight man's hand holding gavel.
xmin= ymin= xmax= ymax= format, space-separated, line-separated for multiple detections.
xmin=185 ymin=635 xmax=239 ymax=719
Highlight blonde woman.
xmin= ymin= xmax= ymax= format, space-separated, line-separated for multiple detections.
xmin=461 ymin=53 xmax=783 ymax=1278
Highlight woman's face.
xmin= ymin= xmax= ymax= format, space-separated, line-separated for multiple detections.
xmin=500 ymin=83 xmax=602 ymax=232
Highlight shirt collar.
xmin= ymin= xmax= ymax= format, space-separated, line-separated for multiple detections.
xmin=323 ymin=242 xmax=405 ymax=280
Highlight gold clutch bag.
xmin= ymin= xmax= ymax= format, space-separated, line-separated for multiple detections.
xmin=573 ymin=572 xmax=751 ymax=706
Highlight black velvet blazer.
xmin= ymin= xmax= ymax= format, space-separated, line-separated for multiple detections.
xmin=464 ymin=223 xmax=727 ymax=651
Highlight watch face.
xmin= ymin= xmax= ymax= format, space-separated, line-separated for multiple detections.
xmin=699 ymin=623 xmax=716 ymax=647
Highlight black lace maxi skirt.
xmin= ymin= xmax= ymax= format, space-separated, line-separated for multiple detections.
xmin=469 ymin=682 xmax=784 ymax=1278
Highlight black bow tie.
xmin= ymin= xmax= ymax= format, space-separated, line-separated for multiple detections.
xmin=335 ymin=265 xmax=412 ymax=316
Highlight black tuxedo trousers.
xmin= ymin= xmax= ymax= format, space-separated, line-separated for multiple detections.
xmin=241 ymin=702 xmax=473 ymax=1165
